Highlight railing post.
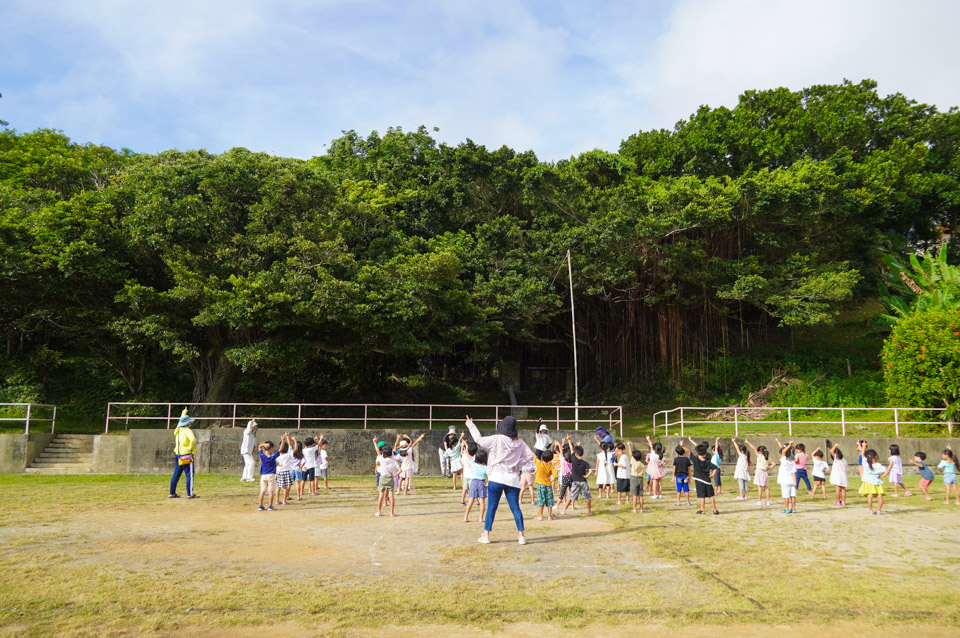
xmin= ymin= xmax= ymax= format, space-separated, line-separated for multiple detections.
xmin=125 ymin=411 xmax=130 ymax=432
xmin=841 ymin=408 xmax=846 ymax=437
xmin=680 ymin=407 xmax=684 ymax=438
xmin=364 ymin=405 xmax=368 ymax=430
xmin=734 ymin=407 xmax=739 ymax=437
xmin=429 ymin=405 xmax=433 ymax=430
xmin=297 ymin=404 xmax=302 ymax=429
xmin=232 ymin=404 xmax=237 ymax=429
xmin=51 ymin=406 xmax=56 ymax=434
xmin=893 ymin=408 xmax=899 ymax=438
xmin=105 ymin=403 xmax=111 ymax=433
xmin=788 ymin=408 xmax=792 ymax=437
xmin=556 ymin=406 xmax=560 ymax=431
xmin=25 ymin=404 xmax=31 ymax=434
xmin=662 ymin=412 xmax=668 ymax=438
xmin=495 ymin=406 xmax=499 ymax=425
xmin=166 ymin=404 xmax=172 ymax=430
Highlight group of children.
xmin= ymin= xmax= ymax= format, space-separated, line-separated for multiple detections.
xmin=255 ymin=432 xmax=330 ymax=510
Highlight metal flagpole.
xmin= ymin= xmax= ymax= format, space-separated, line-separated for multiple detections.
xmin=567 ymin=250 xmax=579 ymax=430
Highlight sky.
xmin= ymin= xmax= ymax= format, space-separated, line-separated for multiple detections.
xmin=2 ymin=0 xmax=960 ymax=161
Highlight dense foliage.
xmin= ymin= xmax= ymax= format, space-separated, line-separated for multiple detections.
xmin=2 ymin=80 xmax=958 ymax=419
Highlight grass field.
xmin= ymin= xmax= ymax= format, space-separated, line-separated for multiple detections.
xmin=0 ymin=473 xmax=957 ymax=636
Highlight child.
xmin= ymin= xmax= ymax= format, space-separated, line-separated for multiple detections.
xmin=534 ymin=449 xmax=557 ymax=520
xmin=595 ymin=442 xmax=615 ymax=499
xmin=291 ymin=437 xmax=307 ymax=500
xmin=302 ymin=437 xmax=319 ymax=495
xmin=375 ymin=445 xmax=399 ymax=517
xmin=710 ymin=438 xmax=723 ymax=495
xmin=859 ymin=448 xmax=888 ymax=514
xmin=644 ymin=435 xmax=665 ymax=499
xmin=557 ymin=435 xmax=574 ymax=504
xmin=316 ymin=438 xmax=330 ymax=489
xmin=535 ymin=420 xmax=553 ymax=460
xmin=690 ymin=441 xmax=719 ymax=515
xmin=829 ymin=444 xmax=848 ymax=506
xmin=561 ymin=445 xmax=594 ymax=516
xmin=745 ymin=439 xmax=772 ymax=505
xmin=399 ymin=434 xmax=425 ymax=496
xmin=613 ymin=443 xmax=630 ymax=505
xmin=275 ymin=433 xmax=295 ymax=506
xmin=519 ymin=456 xmax=537 ymax=505
xmin=672 ymin=442 xmax=692 ymax=506
xmin=626 ymin=441 xmax=646 ymax=513
xmin=464 ymin=448 xmax=488 ymax=523
xmin=731 ymin=438 xmax=751 ymax=500
xmin=445 ymin=431 xmax=465 ymax=490
xmin=856 ymin=439 xmax=868 ymax=478
xmin=886 ymin=444 xmax=913 ymax=497
xmin=777 ymin=441 xmax=797 ymax=514
xmin=460 ymin=440 xmax=476 ymax=504
xmin=810 ymin=447 xmax=829 ymax=499
xmin=551 ymin=445 xmax=563 ymax=492
xmin=256 ymin=440 xmax=279 ymax=511
xmin=793 ymin=443 xmax=812 ymax=496
xmin=912 ymin=452 xmax=934 ymax=501
xmin=939 ymin=446 xmax=959 ymax=505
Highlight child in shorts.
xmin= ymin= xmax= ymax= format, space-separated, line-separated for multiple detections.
xmin=691 ymin=441 xmax=719 ymax=515
xmin=375 ymin=446 xmax=399 ymax=517
xmin=672 ymin=442 xmax=692 ymax=506
xmin=316 ymin=438 xmax=330 ymax=489
xmin=912 ymin=451 xmax=934 ymax=501
xmin=777 ymin=441 xmax=797 ymax=514
xmin=886 ymin=444 xmax=913 ymax=497
xmin=464 ymin=449 xmax=488 ymax=523
xmin=519 ymin=457 xmax=537 ymax=505
xmin=561 ymin=446 xmax=593 ymax=516
xmin=534 ymin=449 xmax=557 ymax=520
xmin=626 ymin=441 xmax=645 ymax=513
xmin=939 ymin=446 xmax=959 ymax=505
xmin=810 ymin=448 xmax=829 ymax=499
xmin=275 ymin=433 xmax=295 ymax=506
xmin=302 ymin=437 xmax=319 ymax=495
xmin=614 ymin=443 xmax=630 ymax=506
xmin=257 ymin=440 xmax=279 ymax=511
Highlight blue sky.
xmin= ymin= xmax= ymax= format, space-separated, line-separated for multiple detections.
xmin=3 ymin=0 xmax=959 ymax=161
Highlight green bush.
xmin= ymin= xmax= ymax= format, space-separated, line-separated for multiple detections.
xmin=882 ymin=309 xmax=960 ymax=421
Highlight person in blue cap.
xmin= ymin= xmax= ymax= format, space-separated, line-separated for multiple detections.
xmin=169 ymin=408 xmax=198 ymax=499
xmin=595 ymin=426 xmax=614 ymax=447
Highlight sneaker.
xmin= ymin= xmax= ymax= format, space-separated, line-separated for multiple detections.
xmin=713 ymin=510 xmax=720 ymax=515
xmin=782 ymin=509 xmax=789 ymax=513
xmin=756 ymin=501 xmax=763 ymax=505
xmin=518 ymin=536 xmax=527 ymax=545
xmin=789 ymin=508 xmax=796 ymax=513
xmin=187 ymin=494 xmax=199 ymax=499
xmin=903 ymin=492 xmax=914 ymax=497
xmin=257 ymin=506 xmax=265 ymax=511
xmin=695 ymin=510 xmax=704 ymax=515
xmin=832 ymin=501 xmax=840 ymax=506
xmin=267 ymin=506 xmax=274 ymax=511
xmin=478 ymin=536 xmax=491 ymax=544
xmin=168 ymin=494 xmax=179 ymax=499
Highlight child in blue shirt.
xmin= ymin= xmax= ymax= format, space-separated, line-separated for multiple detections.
xmin=257 ymin=441 xmax=280 ymax=511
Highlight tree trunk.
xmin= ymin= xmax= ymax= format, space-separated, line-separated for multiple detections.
xmin=189 ymin=352 xmax=241 ymax=424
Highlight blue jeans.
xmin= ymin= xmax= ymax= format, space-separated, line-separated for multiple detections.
xmin=485 ymin=481 xmax=524 ymax=532
xmin=795 ymin=468 xmax=811 ymax=491
xmin=170 ymin=457 xmax=194 ymax=496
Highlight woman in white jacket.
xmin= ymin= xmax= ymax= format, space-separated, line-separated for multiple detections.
xmin=240 ymin=419 xmax=258 ymax=482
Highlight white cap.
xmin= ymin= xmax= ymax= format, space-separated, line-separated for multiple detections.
xmin=538 ymin=424 xmax=548 ymax=432
xmin=398 ymin=440 xmax=409 ymax=448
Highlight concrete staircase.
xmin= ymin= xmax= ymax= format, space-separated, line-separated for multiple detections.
xmin=25 ymin=434 xmax=94 ymax=474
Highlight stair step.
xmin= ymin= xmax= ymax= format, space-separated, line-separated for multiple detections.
xmin=34 ymin=456 xmax=93 ymax=463
xmin=24 ymin=467 xmax=93 ymax=474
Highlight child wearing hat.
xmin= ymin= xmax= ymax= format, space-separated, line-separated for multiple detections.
xmin=534 ymin=419 xmax=553 ymax=460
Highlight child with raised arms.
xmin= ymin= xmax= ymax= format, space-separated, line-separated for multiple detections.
xmin=731 ymin=438 xmax=751 ymax=500
xmin=859 ymin=448 xmax=888 ymax=514
xmin=316 ymin=438 xmax=330 ymax=489
xmin=275 ymin=433 xmax=295 ymax=506
xmin=257 ymin=440 xmax=279 ymax=511
xmin=644 ymin=435 xmax=665 ymax=499
xmin=463 ymin=448 xmax=488 ymax=523
xmin=375 ymin=445 xmax=399 ymax=517
xmin=459 ymin=439 xmax=476 ymax=505
xmin=690 ymin=441 xmax=719 ymax=515
xmin=810 ymin=447 xmax=829 ymax=500
xmin=561 ymin=445 xmax=594 ymax=516
xmin=777 ymin=441 xmax=797 ymax=514
xmin=744 ymin=439 xmax=772 ymax=505
xmin=829 ymin=444 xmax=848 ymax=506
xmin=398 ymin=433 xmax=425 ymax=496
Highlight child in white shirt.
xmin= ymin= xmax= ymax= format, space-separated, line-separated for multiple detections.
xmin=810 ymin=448 xmax=830 ymax=499
xmin=375 ymin=446 xmax=400 ymax=517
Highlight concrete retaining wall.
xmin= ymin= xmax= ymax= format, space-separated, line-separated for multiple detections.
xmin=0 ymin=432 xmax=56 ymax=473
xmin=2 ymin=428 xmax=956 ymax=475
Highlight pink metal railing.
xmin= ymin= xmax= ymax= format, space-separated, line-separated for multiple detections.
xmin=104 ymin=402 xmax=624 ymax=437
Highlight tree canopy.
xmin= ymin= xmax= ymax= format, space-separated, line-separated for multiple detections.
xmin=1 ymin=80 xmax=958 ymax=412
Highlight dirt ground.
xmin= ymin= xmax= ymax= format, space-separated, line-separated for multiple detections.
xmin=0 ymin=474 xmax=958 ymax=635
